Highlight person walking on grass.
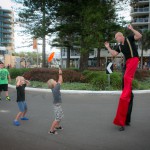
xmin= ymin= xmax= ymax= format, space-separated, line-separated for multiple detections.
xmin=104 ymin=24 xmax=142 ymax=131
xmin=13 ymin=76 xmax=30 ymax=126
xmin=47 ymin=68 xmax=64 ymax=135
xmin=0 ymin=61 xmax=11 ymax=101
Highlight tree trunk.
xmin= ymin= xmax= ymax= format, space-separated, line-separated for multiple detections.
xmin=42 ymin=36 xmax=46 ymax=67
xmin=42 ymin=0 xmax=46 ymax=68
xmin=96 ymin=48 xmax=101 ymax=67
xmin=66 ymin=46 xmax=70 ymax=68
xmin=79 ymin=51 xmax=89 ymax=70
xmin=140 ymin=47 xmax=143 ymax=69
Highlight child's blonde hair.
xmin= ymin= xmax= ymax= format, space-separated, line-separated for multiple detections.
xmin=16 ymin=76 xmax=25 ymax=82
xmin=47 ymin=79 xmax=55 ymax=89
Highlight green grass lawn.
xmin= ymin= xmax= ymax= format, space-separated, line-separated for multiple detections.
xmin=10 ymin=78 xmax=150 ymax=91
xmin=138 ymin=78 xmax=150 ymax=90
xmin=10 ymin=79 xmax=98 ymax=90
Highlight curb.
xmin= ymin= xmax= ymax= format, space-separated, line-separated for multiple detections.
xmin=8 ymin=84 xmax=150 ymax=95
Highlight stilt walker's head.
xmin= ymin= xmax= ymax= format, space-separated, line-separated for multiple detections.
xmin=115 ymin=32 xmax=124 ymax=43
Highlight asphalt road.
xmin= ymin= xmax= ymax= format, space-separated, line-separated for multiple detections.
xmin=0 ymin=87 xmax=150 ymax=150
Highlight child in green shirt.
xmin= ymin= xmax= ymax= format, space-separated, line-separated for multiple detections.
xmin=0 ymin=61 xmax=11 ymax=101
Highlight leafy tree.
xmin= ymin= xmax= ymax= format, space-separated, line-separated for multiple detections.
xmin=52 ymin=0 xmax=120 ymax=70
xmin=13 ymin=0 xmax=127 ymax=70
xmin=12 ymin=0 xmax=57 ymax=67
xmin=80 ymin=0 xmax=120 ymax=69
xmin=52 ymin=0 xmax=82 ymax=68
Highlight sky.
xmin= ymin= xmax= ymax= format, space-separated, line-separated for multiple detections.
xmin=0 ymin=0 xmax=131 ymax=58
xmin=0 ymin=0 xmax=60 ymax=58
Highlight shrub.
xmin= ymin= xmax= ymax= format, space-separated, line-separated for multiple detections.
xmin=9 ymin=68 xmax=31 ymax=79
xmin=82 ymin=70 xmax=100 ymax=82
xmin=83 ymin=70 xmax=108 ymax=90
xmin=110 ymin=72 xmax=122 ymax=90
xmin=135 ymin=69 xmax=150 ymax=80
xmin=132 ymin=79 xmax=139 ymax=89
xmin=91 ymin=73 xmax=108 ymax=90
xmin=23 ymin=68 xmax=85 ymax=82
xmin=83 ymin=70 xmax=139 ymax=90
xmin=138 ymin=78 xmax=150 ymax=90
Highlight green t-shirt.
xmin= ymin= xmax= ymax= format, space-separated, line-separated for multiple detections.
xmin=0 ymin=68 xmax=10 ymax=84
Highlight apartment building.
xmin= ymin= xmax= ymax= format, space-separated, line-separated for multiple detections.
xmin=130 ymin=0 xmax=150 ymax=32
xmin=61 ymin=47 xmax=123 ymax=69
xmin=0 ymin=6 xmax=14 ymax=66
xmin=130 ymin=0 xmax=150 ymax=68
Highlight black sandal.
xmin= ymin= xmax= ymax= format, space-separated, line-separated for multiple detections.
xmin=119 ymin=126 xmax=125 ymax=131
xmin=48 ymin=130 xmax=58 ymax=135
xmin=55 ymin=126 xmax=63 ymax=130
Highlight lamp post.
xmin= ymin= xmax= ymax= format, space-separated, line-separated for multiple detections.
xmin=33 ymin=38 xmax=39 ymax=67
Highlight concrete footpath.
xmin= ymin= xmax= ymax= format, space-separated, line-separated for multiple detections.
xmin=0 ymin=85 xmax=150 ymax=150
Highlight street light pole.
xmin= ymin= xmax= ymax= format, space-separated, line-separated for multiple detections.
xmin=37 ymin=48 xmax=39 ymax=67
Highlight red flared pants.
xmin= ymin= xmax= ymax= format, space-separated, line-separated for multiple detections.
xmin=113 ymin=57 xmax=139 ymax=126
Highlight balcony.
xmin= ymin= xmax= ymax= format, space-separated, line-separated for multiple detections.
xmin=131 ymin=18 xmax=149 ymax=26
xmin=0 ymin=40 xmax=13 ymax=44
xmin=131 ymin=0 xmax=149 ymax=1
xmin=0 ymin=18 xmax=13 ymax=24
xmin=131 ymin=7 xmax=149 ymax=16
xmin=2 ymin=24 xmax=12 ymax=29
xmin=0 ymin=13 xmax=12 ymax=18
xmin=132 ymin=7 xmax=149 ymax=13
xmin=133 ymin=17 xmax=149 ymax=22
xmin=138 ymin=0 xmax=149 ymax=1
xmin=3 ymin=34 xmax=12 ymax=38
xmin=132 ymin=20 xmax=148 ymax=26
xmin=1 ymin=29 xmax=12 ymax=33
xmin=131 ymin=0 xmax=149 ymax=6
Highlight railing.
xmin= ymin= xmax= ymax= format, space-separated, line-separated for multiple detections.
xmin=0 ymin=19 xmax=13 ymax=23
xmin=138 ymin=0 xmax=149 ymax=2
xmin=131 ymin=0 xmax=149 ymax=2
xmin=0 ymin=40 xmax=13 ymax=43
xmin=3 ymin=24 xmax=12 ymax=27
xmin=2 ymin=29 xmax=12 ymax=33
xmin=133 ymin=18 xmax=149 ymax=23
xmin=2 ymin=13 xmax=12 ymax=17
xmin=3 ymin=35 xmax=12 ymax=38
xmin=132 ymin=7 xmax=149 ymax=13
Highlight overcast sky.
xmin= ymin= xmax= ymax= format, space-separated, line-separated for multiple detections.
xmin=0 ymin=0 xmax=60 ymax=59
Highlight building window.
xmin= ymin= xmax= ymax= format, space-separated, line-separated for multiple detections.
xmin=89 ymin=50 xmax=94 ymax=56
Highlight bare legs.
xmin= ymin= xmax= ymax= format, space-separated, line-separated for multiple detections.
xmin=15 ymin=110 xmax=27 ymax=121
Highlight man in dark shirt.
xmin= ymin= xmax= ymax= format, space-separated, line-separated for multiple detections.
xmin=104 ymin=24 xmax=142 ymax=131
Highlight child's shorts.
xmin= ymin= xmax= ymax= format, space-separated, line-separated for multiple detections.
xmin=17 ymin=101 xmax=27 ymax=112
xmin=0 ymin=84 xmax=8 ymax=91
xmin=53 ymin=103 xmax=64 ymax=121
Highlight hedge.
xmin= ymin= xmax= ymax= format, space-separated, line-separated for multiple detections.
xmin=83 ymin=70 xmax=139 ymax=90
xmin=23 ymin=68 xmax=85 ymax=82
xmin=8 ymin=68 xmax=142 ymax=90
xmin=9 ymin=68 xmax=31 ymax=79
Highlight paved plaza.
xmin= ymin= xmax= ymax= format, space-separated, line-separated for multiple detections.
xmin=0 ymin=87 xmax=150 ymax=150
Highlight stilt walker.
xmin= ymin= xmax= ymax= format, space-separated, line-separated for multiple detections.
xmin=104 ymin=24 xmax=142 ymax=131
